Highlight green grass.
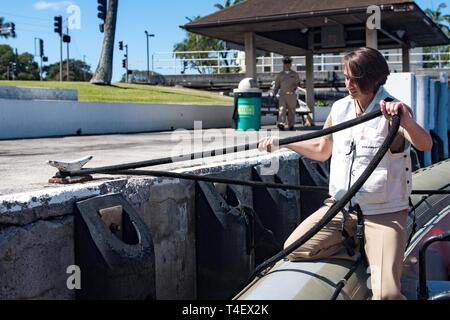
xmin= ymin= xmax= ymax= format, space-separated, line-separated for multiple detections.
xmin=0 ymin=81 xmax=233 ymax=105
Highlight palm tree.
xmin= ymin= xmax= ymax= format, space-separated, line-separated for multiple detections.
xmin=0 ymin=17 xmax=16 ymax=39
xmin=91 ymin=0 xmax=119 ymax=85
xmin=424 ymin=2 xmax=450 ymax=37
xmin=212 ymin=1 xmax=245 ymax=72
xmin=423 ymin=2 xmax=450 ymax=68
xmin=174 ymin=17 xmax=225 ymax=74
xmin=214 ymin=0 xmax=244 ymax=10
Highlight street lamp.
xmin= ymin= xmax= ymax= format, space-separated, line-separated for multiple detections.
xmin=145 ymin=30 xmax=155 ymax=83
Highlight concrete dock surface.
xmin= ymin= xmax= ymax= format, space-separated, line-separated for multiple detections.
xmin=0 ymin=125 xmax=322 ymax=196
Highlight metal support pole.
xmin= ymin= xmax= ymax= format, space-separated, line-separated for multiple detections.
xmin=40 ymin=56 xmax=43 ymax=81
xmin=59 ymin=34 xmax=63 ymax=82
xmin=146 ymin=31 xmax=149 ymax=83
xmin=83 ymin=55 xmax=86 ymax=81
xmin=34 ymin=37 xmax=37 ymax=59
xmin=66 ymin=23 xmax=70 ymax=81
xmin=34 ymin=38 xmax=43 ymax=81
xmin=125 ymin=44 xmax=129 ymax=83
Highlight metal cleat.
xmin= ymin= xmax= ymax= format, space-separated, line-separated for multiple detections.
xmin=47 ymin=155 xmax=93 ymax=184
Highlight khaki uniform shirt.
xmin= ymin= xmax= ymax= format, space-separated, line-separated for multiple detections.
xmin=274 ymin=70 xmax=301 ymax=96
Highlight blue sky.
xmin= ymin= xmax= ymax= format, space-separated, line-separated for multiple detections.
xmin=0 ymin=0 xmax=448 ymax=82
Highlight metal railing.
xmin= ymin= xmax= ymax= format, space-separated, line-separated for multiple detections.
xmin=151 ymin=47 xmax=450 ymax=75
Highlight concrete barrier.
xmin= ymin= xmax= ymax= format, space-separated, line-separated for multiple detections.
xmin=0 ymin=99 xmax=281 ymax=140
xmin=0 ymin=86 xmax=77 ymax=101
xmin=0 ymin=151 xmax=300 ymax=299
xmin=0 ymin=100 xmax=235 ymax=139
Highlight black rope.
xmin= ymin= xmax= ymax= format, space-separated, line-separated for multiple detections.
xmin=406 ymin=197 xmax=417 ymax=250
xmin=406 ymin=183 xmax=450 ymax=248
xmin=411 ymin=190 xmax=450 ymax=195
xmin=330 ymin=255 xmax=364 ymax=300
xmin=102 ymin=169 xmax=329 ymax=192
xmin=99 ymin=169 xmax=450 ymax=195
xmin=248 ymin=114 xmax=401 ymax=281
xmin=63 ymin=109 xmax=384 ymax=177
xmin=409 ymin=184 xmax=450 ymax=213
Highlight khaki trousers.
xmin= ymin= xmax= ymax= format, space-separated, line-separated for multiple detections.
xmin=278 ymin=95 xmax=297 ymax=128
xmin=284 ymin=199 xmax=408 ymax=300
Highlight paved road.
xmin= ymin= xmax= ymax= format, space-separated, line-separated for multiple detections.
xmin=0 ymin=125 xmax=321 ymax=195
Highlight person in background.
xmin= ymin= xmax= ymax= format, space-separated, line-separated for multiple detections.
xmin=273 ymin=56 xmax=301 ymax=130
xmin=259 ymin=47 xmax=432 ymax=300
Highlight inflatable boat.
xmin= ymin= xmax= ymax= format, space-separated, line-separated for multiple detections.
xmin=235 ymin=159 xmax=450 ymax=300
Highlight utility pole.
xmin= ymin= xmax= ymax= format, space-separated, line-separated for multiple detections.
xmin=145 ymin=31 xmax=155 ymax=83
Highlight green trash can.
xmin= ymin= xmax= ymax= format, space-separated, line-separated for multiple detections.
xmin=233 ymin=78 xmax=262 ymax=131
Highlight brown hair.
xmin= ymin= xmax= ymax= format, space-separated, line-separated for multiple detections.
xmin=343 ymin=47 xmax=390 ymax=94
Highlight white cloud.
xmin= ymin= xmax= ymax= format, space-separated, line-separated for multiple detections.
xmin=33 ymin=1 xmax=73 ymax=11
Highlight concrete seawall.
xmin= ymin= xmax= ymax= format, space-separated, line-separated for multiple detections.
xmin=0 ymin=151 xmax=301 ymax=299
xmin=0 ymin=99 xmax=280 ymax=140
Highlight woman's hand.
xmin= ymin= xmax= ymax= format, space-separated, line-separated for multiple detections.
xmin=258 ymin=136 xmax=279 ymax=153
xmin=380 ymin=100 xmax=432 ymax=151
xmin=380 ymin=100 xmax=413 ymax=128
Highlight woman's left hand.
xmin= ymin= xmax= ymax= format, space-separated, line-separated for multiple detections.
xmin=380 ymin=100 xmax=413 ymax=128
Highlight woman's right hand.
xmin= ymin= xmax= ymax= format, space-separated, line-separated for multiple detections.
xmin=258 ymin=136 xmax=279 ymax=153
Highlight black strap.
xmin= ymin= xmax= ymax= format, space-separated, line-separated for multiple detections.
xmin=340 ymin=209 xmax=356 ymax=257
xmin=330 ymin=203 xmax=365 ymax=300
xmin=341 ymin=227 xmax=356 ymax=257
xmin=406 ymin=197 xmax=417 ymax=248
xmin=355 ymin=205 xmax=365 ymax=254
xmin=345 ymin=204 xmax=366 ymax=257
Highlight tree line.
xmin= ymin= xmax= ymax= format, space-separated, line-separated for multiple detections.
xmin=0 ymin=44 xmax=92 ymax=81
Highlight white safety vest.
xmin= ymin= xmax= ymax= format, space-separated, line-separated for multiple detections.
xmin=329 ymin=86 xmax=412 ymax=215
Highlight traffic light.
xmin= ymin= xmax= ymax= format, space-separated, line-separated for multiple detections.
xmin=63 ymin=35 xmax=71 ymax=43
xmin=119 ymin=41 xmax=123 ymax=51
xmin=43 ymin=56 xmax=48 ymax=62
xmin=54 ymin=16 xmax=62 ymax=36
xmin=11 ymin=62 xmax=17 ymax=74
xmin=97 ymin=0 xmax=107 ymax=21
xmin=122 ymin=59 xmax=127 ymax=68
xmin=10 ymin=23 xmax=15 ymax=37
xmin=39 ymin=39 xmax=44 ymax=57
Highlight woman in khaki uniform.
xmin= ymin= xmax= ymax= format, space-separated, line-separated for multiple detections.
xmin=259 ymin=47 xmax=433 ymax=300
